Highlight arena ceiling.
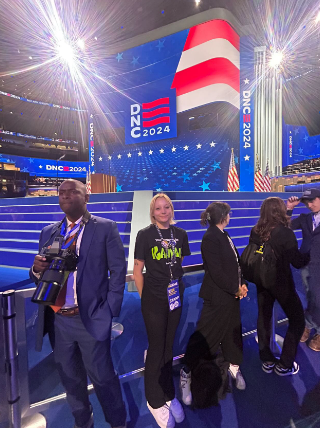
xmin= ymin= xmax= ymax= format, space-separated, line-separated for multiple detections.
xmin=0 ymin=0 xmax=319 ymax=144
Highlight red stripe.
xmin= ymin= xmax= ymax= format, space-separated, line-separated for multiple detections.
xmin=142 ymin=98 xmax=169 ymax=109
xmin=143 ymin=117 xmax=170 ymax=128
xmin=184 ymin=20 xmax=240 ymax=52
xmin=172 ymin=58 xmax=239 ymax=96
xmin=142 ymin=107 xmax=170 ymax=119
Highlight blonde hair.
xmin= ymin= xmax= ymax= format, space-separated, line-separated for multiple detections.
xmin=150 ymin=193 xmax=175 ymax=225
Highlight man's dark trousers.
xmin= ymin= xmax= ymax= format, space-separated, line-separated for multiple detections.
xmin=54 ymin=313 xmax=126 ymax=428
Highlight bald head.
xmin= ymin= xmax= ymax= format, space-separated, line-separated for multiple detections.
xmin=59 ymin=179 xmax=89 ymax=221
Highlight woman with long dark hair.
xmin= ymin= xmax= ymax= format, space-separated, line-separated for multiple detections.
xmin=134 ymin=193 xmax=191 ymax=428
xmin=180 ymin=202 xmax=248 ymax=407
xmin=248 ymin=197 xmax=309 ymax=376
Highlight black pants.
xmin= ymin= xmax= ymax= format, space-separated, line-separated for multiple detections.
xmin=141 ymin=285 xmax=183 ymax=409
xmin=256 ymin=283 xmax=305 ymax=368
xmin=54 ymin=314 xmax=126 ymax=428
xmin=184 ymin=298 xmax=243 ymax=369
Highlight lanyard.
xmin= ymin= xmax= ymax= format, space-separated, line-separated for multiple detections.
xmin=155 ymin=224 xmax=176 ymax=278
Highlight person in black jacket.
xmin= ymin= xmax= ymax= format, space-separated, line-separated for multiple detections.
xmin=286 ymin=188 xmax=320 ymax=351
xmin=249 ymin=197 xmax=309 ymax=376
xmin=180 ymin=202 xmax=248 ymax=407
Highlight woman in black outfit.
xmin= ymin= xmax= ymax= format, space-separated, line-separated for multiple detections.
xmin=180 ymin=202 xmax=248 ymax=407
xmin=248 ymin=197 xmax=309 ymax=376
xmin=134 ymin=193 xmax=191 ymax=428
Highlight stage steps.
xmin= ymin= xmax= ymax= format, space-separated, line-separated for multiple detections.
xmin=0 ymin=191 xmax=306 ymax=271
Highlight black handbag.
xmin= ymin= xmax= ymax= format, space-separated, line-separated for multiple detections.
xmin=240 ymin=240 xmax=278 ymax=288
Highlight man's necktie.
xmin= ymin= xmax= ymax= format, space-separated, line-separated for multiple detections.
xmin=313 ymin=214 xmax=320 ymax=230
xmin=51 ymin=222 xmax=76 ymax=312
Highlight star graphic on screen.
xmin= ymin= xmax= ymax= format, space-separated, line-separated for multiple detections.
xmin=131 ymin=56 xmax=139 ymax=66
xmin=172 ymin=146 xmax=176 ymax=152
xmin=244 ymin=78 xmax=250 ymax=84
xmin=304 ymin=135 xmax=309 ymax=142
xmin=39 ymin=165 xmax=43 ymax=169
xmin=210 ymin=142 xmax=216 ymax=147
xmin=196 ymin=144 xmax=202 ymax=149
xmin=127 ymin=153 xmax=132 ymax=157
xmin=144 ymin=177 xmax=148 ymax=181
xmin=212 ymin=161 xmax=221 ymax=171
xmin=116 ymin=184 xmax=122 ymax=192
xmin=244 ymin=155 xmax=250 ymax=161
xmin=159 ymin=148 xmax=164 ymax=153
xmin=199 ymin=181 xmax=210 ymax=191
xmin=28 ymin=158 xmax=34 ymax=163
xmin=294 ymin=128 xmax=299 ymax=135
xmin=21 ymin=167 xmax=29 ymax=172
xmin=156 ymin=188 xmax=163 ymax=191
xmin=183 ymin=145 xmax=189 ymax=150
xmin=99 ymin=156 xmax=102 ymax=161
xmin=117 ymin=154 xmax=122 ymax=159
xmin=108 ymin=155 xmax=112 ymax=160
xmin=90 ymin=114 xmax=93 ymax=118
xmin=149 ymin=150 xmax=153 ymax=155
xmin=116 ymin=53 xmax=123 ymax=62
xmin=181 ymin=173 xmax=190 ymax=182
xmin=156 ymin=40 xmax=165 ymax=51
xmin=298 ymin=147 xmax=303 ymax=154
xmin=138 ymin=151 xmax=142 ymax=156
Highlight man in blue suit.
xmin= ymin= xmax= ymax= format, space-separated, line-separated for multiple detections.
xmin=30 ymin=179 xmax=127 ymax=428
xmin=287 ymin=188 xmax=320 ymax=352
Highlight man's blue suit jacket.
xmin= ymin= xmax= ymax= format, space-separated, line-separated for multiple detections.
xmin=30 ymin=214 xmax=126 ymax=348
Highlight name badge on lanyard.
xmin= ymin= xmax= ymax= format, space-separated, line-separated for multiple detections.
xmin=155 ymin=224 xmax=181 ymax=311
xmin=167 ymin=280 xmax=181 ymax=311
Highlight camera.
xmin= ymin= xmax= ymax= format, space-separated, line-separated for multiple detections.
xmin=32 ymin=237 xmax=79 ymax=305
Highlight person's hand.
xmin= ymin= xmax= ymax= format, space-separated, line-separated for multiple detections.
xmin=33 ymin=255 xmax=50 ymax=273
xmin=235 ymin=286 xmax=244 ymax=299
xmin=241 ymin=284 xmax=248 ymax=298
xmin=287 ymin=196 xmax=300 ymax=210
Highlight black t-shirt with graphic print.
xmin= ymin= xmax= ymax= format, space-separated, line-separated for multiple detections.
xmin=134 ymin=224 xmax=191 ymax=297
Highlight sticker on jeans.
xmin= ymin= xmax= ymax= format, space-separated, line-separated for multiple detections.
xmin=167 ymin=280 xmax=181 ymax=311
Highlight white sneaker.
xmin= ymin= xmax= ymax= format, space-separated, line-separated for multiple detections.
xmin=166 ymin=398 xmax=185 ymax=423
xmin=179 ymin=368 xmax=192 ymax=405
xmin=147 ymin=402 xmax=175 ymax=428
xmin=228 ymin=365 xmax=246 ymax=390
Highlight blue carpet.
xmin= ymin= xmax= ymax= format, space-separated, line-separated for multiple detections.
xmin=1 ymin=268 xmax=320 ymax=427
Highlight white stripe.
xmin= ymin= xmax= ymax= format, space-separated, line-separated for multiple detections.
xmin=176 ymin=83 xmax=240 ymax=112
xmin=177 ymin=38 xmax=240 ymax=72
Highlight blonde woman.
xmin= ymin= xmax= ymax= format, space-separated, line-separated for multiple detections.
xmin=134 ymin=193 xmax=190 ymax=428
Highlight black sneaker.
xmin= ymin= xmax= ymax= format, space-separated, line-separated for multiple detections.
xmin=262 ymin=361 xmax=276 ymax=374
xmin=274 ymin=361 xmax=299 ymax=376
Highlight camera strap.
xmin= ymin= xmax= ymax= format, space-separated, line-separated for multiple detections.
xmin=61 ymin=210 xmax=91 ymax=250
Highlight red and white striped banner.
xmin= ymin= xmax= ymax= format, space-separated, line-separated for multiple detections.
xmin=171 ymin=19 xmax=240 ymax=112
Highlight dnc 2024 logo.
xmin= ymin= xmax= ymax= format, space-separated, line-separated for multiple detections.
xmin=125 ymin=91 xmax=177 ymax=145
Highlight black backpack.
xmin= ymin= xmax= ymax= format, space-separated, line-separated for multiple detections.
xmin=191 ymin=352 xmax=230 ymax=409
xmin=240 ymin=240 xmax=278 ymax=288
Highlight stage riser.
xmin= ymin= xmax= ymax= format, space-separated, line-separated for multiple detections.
xmin=0 ymin=212 xmax=132 ymax=222
xmin=0 ymin=191 xmax=306 ymax=270
xmin=0 ymin=202 xmax=133 ymax=214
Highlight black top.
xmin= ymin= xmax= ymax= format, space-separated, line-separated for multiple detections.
xmin=134 ymin=224 xmax=191 ymax=297
xmin=199 ymin=225 xmax=243 ymax=305
xmin=249 ymin=225 xmax=309 ymax=289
